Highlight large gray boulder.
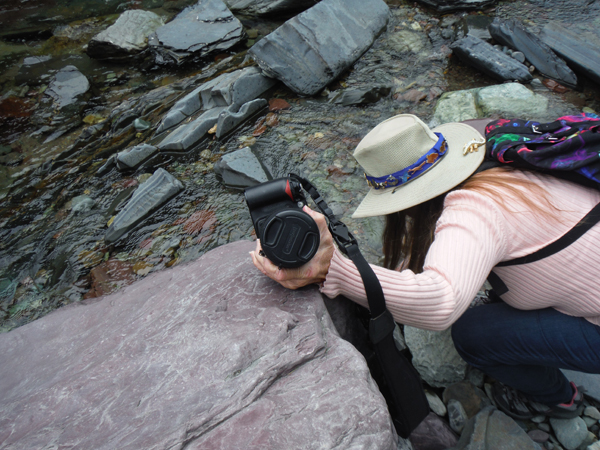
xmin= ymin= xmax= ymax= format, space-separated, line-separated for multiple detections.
xmin=223 ymin=0 xmax=317 ymax=16
xmin=488 ymin=18 xmax=577 ymax=88
xmin=450 ymin=35 xmax=533 ymax=84
xmin=87 ymin=10 xmax=164 ymax=60
xmin=0 ymin=240 xmax=397 ymax=449
xmin=541 ymin=21 xmax=600 ymax=85
xmin=249 ymin=0 xmax=389 ymax=95
xmin=149 ymin=0 xmax=244 ymax=65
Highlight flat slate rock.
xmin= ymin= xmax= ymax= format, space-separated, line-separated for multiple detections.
xmin=105 ymin=168 xmax=183 ymax=243
xmin=489 ymin=18 xmax=577 ymax=87
xmin=0 ymin=240 xmax=397 ymax=449
xmin=115 ymin=143 xmax=158 ymax=171
xmin=214 ymin=146 xmax=269 ymax=187
xmin=223 ymin=0 xmax=318 ymax=16
xmin=216 ymin=98 xmax=267 ymax=138
xmin=249 ymin=0 xmax=389 ymax=95
xmin=87 ymin=10 xmax=164 ymax=60
xmin=149 ymin=0 xmax=244 ymax=65
xmin=450 ymin=35 xmax=533 ymax=83
xmin=158 ymin=106 xmax=226 ymax=151
xmin=45 ymin=65 xmax=90 ymax=109
xmin=541 ymin=21 xmax=600 ymax=85
xmin=157 ymin=66 xmax=275 ymax=133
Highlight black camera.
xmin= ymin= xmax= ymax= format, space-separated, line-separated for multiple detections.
xmin=244 ymin=177 xmax=320 ymax=268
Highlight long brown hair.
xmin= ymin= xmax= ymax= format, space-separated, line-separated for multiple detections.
xmin=382 ymin=167 xmax=560 ymax=272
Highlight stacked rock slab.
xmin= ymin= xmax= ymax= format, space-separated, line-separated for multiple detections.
xmin=488 ymin=18 xmax=577 ymax=87
xmin=541 ymin=22 xmax=600 ymax=85
xmin=450 ymin=35 xmax=532 ymax=83
xmin=86 ymin=10 xmax=164 ymax=60
xmin=0 ymin=241 xmax=397 ymax=449
xmin=249 ymin=0 xmax=390 ymax=95
xmin=223 ymin=0 xmax=317 ymax=16
xmin=148 ymin=0 xmax=244 ymax=65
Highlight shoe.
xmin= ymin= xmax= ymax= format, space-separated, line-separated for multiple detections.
xmin=492 ymin=382 xmax=585 ymax=421
xmin=528 ymin=382 xmax=586 ymax=419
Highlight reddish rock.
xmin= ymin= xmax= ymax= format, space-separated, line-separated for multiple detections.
xmin=395 ymin=89 xmax=427 ymax=103
xmin=542 ymin=79 xmax=568 ymax=93
xmin=410 ymin=413 xmax=459 ymax=450
xmin=0 ymin=241 xmax=397 ymax=449
xmin=268 ymin=98 xmax=291 ymax=111
xmin=265 ymin=112 xmax=279 ymax=127
xmin=84 ymin=259 xmax=137 ymax=298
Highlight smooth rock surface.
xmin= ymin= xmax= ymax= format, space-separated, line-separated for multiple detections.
xmin=149 ymin=0 xmax=244 ymax=65
xmin=223 ymin=0 xmax=317 ymax=16
xmin=157 ymin=66 xmax=275 ymax=133
xmin=249 ymin=0 xmax=389 ymax=95
xmin=550 ymin=417 xmax=589 ymax=450
xmin=451 ymin=406 xmax=538 ymax=450
xmin=0 ymin=241 xmax=397 ymax=449
xmin=158 ymin=107 xmax=226 ymax=151
xmin=105 ymin=168 xmax=183 ymax=243
xmin=45 ymin=65 xmax=90 ymax=109
xmin=404 ymin=326 xmax=467 ymax=388
xmin=214 ymin=146 xmax=269 ymax=187
xmin=450 ymin=35 xmax=533 ymax=83
xmin=87 ymin=10 xmax=164 ymax=60
xmin=216 ymin=98 xmax=267 ymax=138
xmin=488 ymin=18 xmax=577 ymax=87
xmin=116 ymin=143 xmax=158 ymax=171
xmin=541 ymin=22 xmax=600 ymax=85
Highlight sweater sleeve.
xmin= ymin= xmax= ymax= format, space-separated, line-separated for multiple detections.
xmin=320 ymin=190 xmax=508 ymax=331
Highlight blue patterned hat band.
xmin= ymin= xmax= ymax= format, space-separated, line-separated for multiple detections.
xmin=364 ymin=133 xmax=447 ymax=190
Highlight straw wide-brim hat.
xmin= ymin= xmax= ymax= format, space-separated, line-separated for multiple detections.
xmin=352 ymin=114 xmax=485 ymax=218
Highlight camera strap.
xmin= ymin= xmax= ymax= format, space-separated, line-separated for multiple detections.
xmin=288 ymin=173 xmax=429 ymax=438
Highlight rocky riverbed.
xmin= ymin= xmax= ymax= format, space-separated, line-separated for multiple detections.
xmin=2 ymin=0 xmax=600 ymax=447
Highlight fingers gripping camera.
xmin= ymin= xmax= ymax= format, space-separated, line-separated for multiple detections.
xmin=245 ymin=178 xmax=320 ymax=268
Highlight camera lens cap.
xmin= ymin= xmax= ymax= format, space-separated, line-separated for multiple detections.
xmin=261 ymin=209 xmax=320 ymax=268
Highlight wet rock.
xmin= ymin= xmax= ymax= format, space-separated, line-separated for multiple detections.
xmin=541 ymin=22 xmax=600 ymax=86
xmin=84 ymin=259 xmax=137 ymax=299
xmin=45 ymin=65 xmax=90 ymax=109
xmin=488 ymin=18 xmax=577 ymax=88
xmin=158 ymin=107 xmax=225 ymax=152
xmin=149 ymin=0 xmax=244 ymax=65
xmin=410 ymin=412 xmax=459 ymax=450
xmin=105 ymin=168 xmax=184 ymax=243
xmin=268 ymin=98 xmax=291 ymax=111
xmin=249 ymin=0 xmax=389 ymax=95
xmin=431 ymin=89 xmax=479 ymax=125
xmin=214 ymin=146 xmax=269 ymax=187
xmin=549 ymin=417 xmax=588 ymax=450
xmin=404 ymin=326 xmax=467 ymax=388
xmin=0 ymin=241 xmax=397 ymax=449
xmin=115 ymin=144 xmax=159 ymax=171
xmin=70 ymin=195 xmax=95 ymax=213
xmin=454 ymin=15 xmax=493 ymax=41
xmin=413 ymin=0 xmax=496 ymax=12
xmin=452 ymin=406 xmax=538 ymax=450
xmin=157 ymin=66 xmax=275 ymax=133
xmin=216 ymin=98 xmax=267 ymax=138
xmin=223 ymin=0 xmax=317 ymax=16
xmin=87 ymin=10 xmax=164 ymax=60
xmin=450 ymin=35 xmax=533 ymax=83
xmin=329 ymin=85 xmax=392 ymax=106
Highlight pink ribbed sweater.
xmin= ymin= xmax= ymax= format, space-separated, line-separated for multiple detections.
xmin=320 ymin=170 xmax=600 ymax=331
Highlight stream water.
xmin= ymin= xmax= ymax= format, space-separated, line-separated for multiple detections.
xmin=1 ymin=0 xmax=599 ymax=332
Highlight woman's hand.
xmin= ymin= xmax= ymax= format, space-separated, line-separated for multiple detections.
xmin=250 ymin=206 xmax=334 ymax=289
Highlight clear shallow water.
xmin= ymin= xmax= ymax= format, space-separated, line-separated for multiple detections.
xmin=1 ymin=0 xmax=599 ymax=331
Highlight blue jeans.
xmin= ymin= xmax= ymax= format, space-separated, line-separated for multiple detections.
xmin=451 ymin=302 xmax=600 ymax=405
